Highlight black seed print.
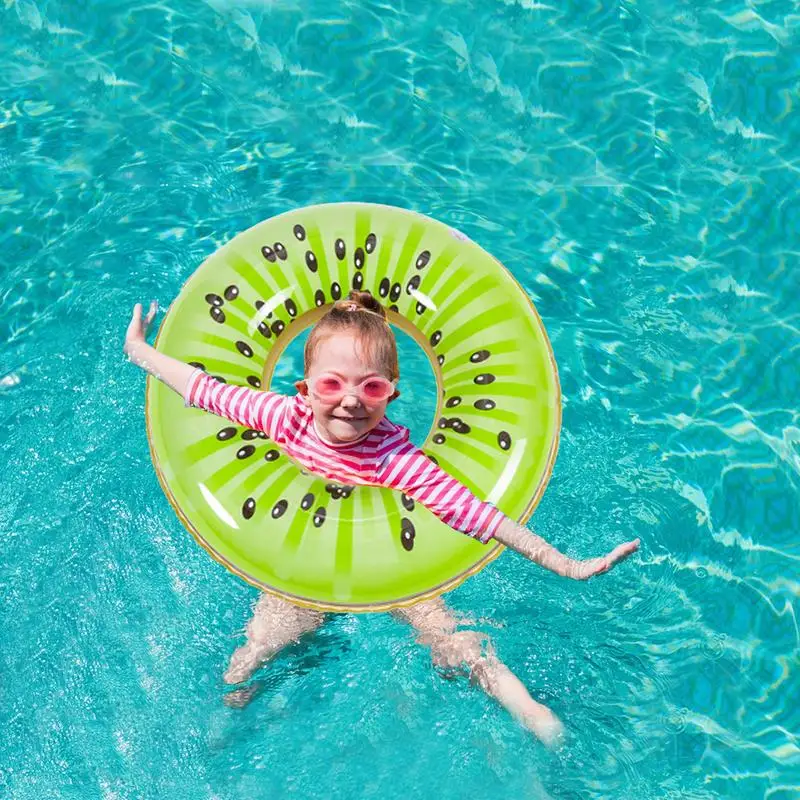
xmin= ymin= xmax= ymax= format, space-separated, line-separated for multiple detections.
xmin=406 ymin=275 xmax=420 ymax=294
xmin=326 ymin=483 xmax=353 ymax=501
xmin=437 ymin=417 xmax=449 ymax=429
xmin=378 ymin=278 xmax=390 ymax=298
xmin=400 ymin=518 xmax=415 ymax=551
xmin=217 ymin=427 xmax=237 ymax=441
xmin=352 ymin=272 xmax=363 ymax=291
xmin=437 ymin=354 xmax=445 ymax=366
xmin=365 ymin=233 xmax=377 ymax=253
xmin=389 ymin=283 xmax=401 ymax=302
xmin=236 ymin=445 xmax=256 ymax=459
xmin=212 ymin=376 xmax=226 ymax=383
xmin=452 ymin=420 xmax=471 ymax=434
xmin=305 ymin=251 xmax=318 ymax=272
xmin=433 ymin=433 xmax=446 ymax=444
xmin=474 ymin=373 xmax=495 ymax=385
xmin=498 ymin=431 xmax=512 ymax=451
xmin=354 ymin=247 xmax=364 ymax=269
xmin=224 ymin=285 xmax=239 ymax=301
xmin=335 ymin=239 xmax=346 ymax=260
xmin=247 ymin=375 xmax=261 ymax=388
xmin=470 ymin=349 xmax=490 ymax=363
xmin=415 ymin=250 xmax=431 ymax=269
xmin=293 ymin=224 xmax=306 ymax=241
xmin=205 ymin=293 xmax=223 ymax=307
xmin=257 ymin=321 xmax=272 ymax=339
xmin=274 ymin=242 xmax=287 ymax=261
xmin=331 ymin=282 xmax=342 ymax=300
xmin=284 ymin=298 xmax=297 ymax=317
xmin=210 ymin=306 xmax=225 ymax=323
xmin=236 ymin=341 xmax=254 ymax=358
xmin=264 ymin=449 xmax=280 ymax=462
xmin=389 ymin=304 xmax=398 ymax=313
xmin=314 ymin=289 xmax=325 ymax=307
xmin=241 ymin=429 xmax=261 ymax=440
xmin=301 ymin=492 xmax=314 ymax=510
xmin=257 ymin=431 xmax=268 ymax=439
xmin=401 ymin=493 xmax=415 ymax=512
xmin=426 ymin=453 xmax=439 ymax=465
xmin=188 ymin=361 xmax=205 ymax=370
xmin=261 ymin=245 xmax=276 ymax=262
xmin=271 ymin=320 xmax=285 ymax=337
xmin=272 ymin=500 xmax=288 ymax=519
xmin=430 ymin=330 xmax=442 ymax=347
xmin=242 ymin=498 xmax=256 ymax=520
xmin=415 ymin=302 xmax=426 ymax=315
xmin=445 ymin=396 xmax=461 ymax=408
xmin=313 ymin=507 xmax=326 ymax=527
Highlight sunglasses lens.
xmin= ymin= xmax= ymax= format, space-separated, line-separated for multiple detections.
xmin=362 ymin=379 xmax=392 ymax=400
xmin=316 ymin=377 xmax=343 ymax=396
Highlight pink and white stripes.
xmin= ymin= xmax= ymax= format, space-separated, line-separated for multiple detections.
xmin=184 ymin=367 xmax=502 ymax=543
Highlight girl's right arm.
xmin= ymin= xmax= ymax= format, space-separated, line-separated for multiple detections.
xmin=124 ymin=302 xmax=289 ymax=436
xmin=124 ymin=302 xmax=196 ymax=397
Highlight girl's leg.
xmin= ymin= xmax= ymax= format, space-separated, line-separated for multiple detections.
xmin=392 ymin=597 xmax=565 ymax=748
xmin=223 ymin=592 xmax=325 ymax=697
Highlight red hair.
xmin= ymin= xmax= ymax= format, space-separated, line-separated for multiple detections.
xmin=304 ymin=290 xmax=399 ymax=380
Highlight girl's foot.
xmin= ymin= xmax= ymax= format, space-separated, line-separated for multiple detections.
xmin=223 ymin=641 xmax=271 ymax=685
xmin=222 ymin=682 xmax=262 ymax=709
xmin=520 ymin=705 xmax=565 ymax=749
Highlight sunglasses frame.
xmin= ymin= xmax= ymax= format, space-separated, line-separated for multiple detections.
xmin=307 ymin=373 xmax=397 ymax=404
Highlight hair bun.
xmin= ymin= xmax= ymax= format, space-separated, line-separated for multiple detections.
xmin=334 ymin=290 xmax=387 ymax=319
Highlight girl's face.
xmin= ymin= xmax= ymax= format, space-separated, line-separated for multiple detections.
xmin=295 ymin=332 xmax=399 ymax=445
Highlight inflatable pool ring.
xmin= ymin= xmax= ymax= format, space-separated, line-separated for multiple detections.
xmin=146 ymin=203 xmax=561 ymax=612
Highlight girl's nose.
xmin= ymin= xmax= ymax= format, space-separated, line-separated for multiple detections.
xmin=340 ymin=392 xmax=360 ymax=409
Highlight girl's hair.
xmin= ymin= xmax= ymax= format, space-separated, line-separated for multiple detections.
xmin=304 ymin=290 xmax=399 ymax=380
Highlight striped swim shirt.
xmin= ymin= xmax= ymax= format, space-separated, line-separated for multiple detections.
xmin=184 ymin=367 xmax=504 ymax=543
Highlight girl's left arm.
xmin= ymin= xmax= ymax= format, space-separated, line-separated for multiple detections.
xmin=493 ymin=516 xmax=640 ymax=581
xmin=376 ymin=439 xmax=639 ymax=580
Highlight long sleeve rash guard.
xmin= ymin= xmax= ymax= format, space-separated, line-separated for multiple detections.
xmin=184 ymin=368 xmax=504 ymax=543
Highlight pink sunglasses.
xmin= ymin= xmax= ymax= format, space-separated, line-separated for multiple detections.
xmin=307 ymin=373 xmax=397 ymax=404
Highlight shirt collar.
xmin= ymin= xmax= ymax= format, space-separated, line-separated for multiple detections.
xmin=312 ymin=417 xmax=372 ymax=448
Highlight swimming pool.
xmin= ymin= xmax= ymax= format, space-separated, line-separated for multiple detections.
xmin=2 ymin=1 xmax=798 ymax=797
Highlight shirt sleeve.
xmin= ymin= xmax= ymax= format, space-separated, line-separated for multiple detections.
xmin=183 ymin=367 xmax=290 ymax=440
xmin=375 ymin=435 xmax=505 ymax=544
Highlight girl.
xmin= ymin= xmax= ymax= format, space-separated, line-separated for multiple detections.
xmin=124 ymin=291 xmax=639 ymax=748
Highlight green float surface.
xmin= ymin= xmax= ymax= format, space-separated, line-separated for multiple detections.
xmin=146 ymin=203 xmax=561 ymax=612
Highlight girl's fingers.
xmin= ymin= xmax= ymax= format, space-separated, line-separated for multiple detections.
xmin=607 ymin=539 xmax=640 ymax=567
xmin=125 ymin=303 xmax=155 ymax=350
xmin=127 ymin=304 xmax=141 ymax=333
xmin=581 ymin=539 xmax=640 ymax=579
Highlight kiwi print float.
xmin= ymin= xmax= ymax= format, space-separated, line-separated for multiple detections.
xmin=145 ymin=203 xmax=561 ymax=612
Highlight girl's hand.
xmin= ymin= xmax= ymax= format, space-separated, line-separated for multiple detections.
xmin=124 ymin=301 xmax=158 ymax=358
xmin=572 ymin=538 xmax=640 ymax=581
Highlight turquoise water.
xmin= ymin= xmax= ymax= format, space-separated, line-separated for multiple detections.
xmin=2 ymin=0 xmax=798 ymax=797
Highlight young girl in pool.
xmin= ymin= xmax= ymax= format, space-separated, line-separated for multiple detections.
xmin=124 ymin=291 xmax=639 ymax=748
